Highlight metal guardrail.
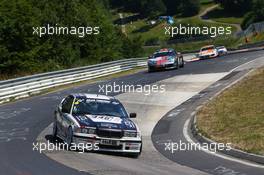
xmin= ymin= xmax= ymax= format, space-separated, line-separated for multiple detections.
xmin=0 ymin=57 xmax=147 ymax=103
xmin=1 ymin=45 xmax=263 ymax=104
xmin=236 ymin=21 xmax=264 ymax=37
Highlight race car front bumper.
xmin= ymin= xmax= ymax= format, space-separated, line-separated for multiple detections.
xmin=72 ymin=133 xmax=142 ymax=153
xmin=199 ymin=53 xmax=218 ymax=59
xmin=148 ymin=62 xmax=176 ymax=70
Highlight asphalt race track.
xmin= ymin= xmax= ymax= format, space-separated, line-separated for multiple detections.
xmin=0 ymin=50 xmax=264 ymax=175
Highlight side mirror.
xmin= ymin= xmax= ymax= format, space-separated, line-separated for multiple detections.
xmin=148 ymin=55 xmax=153 ymax=59
xmin=129 ymin=113 xmax=137 ymax=118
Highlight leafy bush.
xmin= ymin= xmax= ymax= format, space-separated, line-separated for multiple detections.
xmin=241 ymin=0 xmax=264 ymax=29
xmin=0 ymin=0 xmax=143 ymax=78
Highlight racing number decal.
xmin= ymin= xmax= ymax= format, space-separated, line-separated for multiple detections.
xmin=87 ymin=115 xmax=122 ymax=124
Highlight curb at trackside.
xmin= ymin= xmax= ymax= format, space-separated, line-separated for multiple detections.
xmin=190 ymin=65 xmax=264 ymax=165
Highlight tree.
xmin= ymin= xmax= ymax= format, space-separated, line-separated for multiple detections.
xmin=241 ymin=0 xmax=264 ymax=29
xmin=181 ymin=0 xmax=200 ymax=17
xmin=141 ymin=0 xmax=167 ymax=18
xmin=215 ymin=0 xmax=252 ymax=13
xmin=0 ymin=0 xmax=143 ymax=77
xmin=163 ymin=0 xmax=181 ymax=15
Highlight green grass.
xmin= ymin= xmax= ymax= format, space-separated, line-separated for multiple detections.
xmin=142 ymin=36 xmax=241 ymax=56
xmin=114 ymin=0 xmax=237 ymax=47
xmin=249 ymin=32 xmax=264 ymax=43
xmin=112 ymin=1 xmax=258 ymax=54
xmin=199 ymin=0 xmax=215 ymax=14
xmin=200 ymin=0 xmax=214 ymax=4
xmin=197 ymin=68 xmax=264 ymax=155
xmin=125 ymin=14 xmax=237 ymax=45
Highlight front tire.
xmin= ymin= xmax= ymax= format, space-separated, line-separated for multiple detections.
xmin=66 ymin=127 xmax=73 ymax=150
xmin=130 ymin=141 xmax=142 ymax=158
xmin=179 ymin=57 xmax=184 ymax=68
xmin=148 ymin=66 xmax=155 ymax=72
xmin=175 ymin=59 xmax=179 ymax=69
xmin=52 ymin=121 xmax=57 ymax=138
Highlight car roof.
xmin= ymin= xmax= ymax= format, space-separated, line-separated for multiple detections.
xmin=155 ymin=48 xmax=175 ymax=53
xmin=201 ymin=45 xmax=215 ymax=49
xmin=70 ymin=93 xmax=114 ymax=100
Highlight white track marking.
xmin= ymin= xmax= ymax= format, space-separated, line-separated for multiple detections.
xmin=229 ymin=58 xmax=258 ymax=72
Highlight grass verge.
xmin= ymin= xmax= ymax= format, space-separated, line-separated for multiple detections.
xmin=197 ymin=67 xmax=264 ymax=155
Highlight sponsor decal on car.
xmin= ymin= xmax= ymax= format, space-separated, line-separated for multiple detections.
xmin=86 ymin=115 xmax=122 ymax=124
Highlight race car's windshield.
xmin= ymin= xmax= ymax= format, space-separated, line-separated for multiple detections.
xmin=72 ymin=98 xmax=128 ymax=118
xmin=153 ymin=51 xmax=174 ymax=58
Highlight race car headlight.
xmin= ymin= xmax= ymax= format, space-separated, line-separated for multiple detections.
xmin=168 ymin=56 xmax=174 ymax=61
xmin=148 ymin=60 xmax=155 ymax=65
xmin=123 ymin=131 xmax=137 ymax=137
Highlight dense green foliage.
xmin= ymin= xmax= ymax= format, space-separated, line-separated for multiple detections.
xmin=215 ymin=0 xmax=252 ymax=13
xmin=215 ymin=0 xmax=264 ymax=29
xmin=181 ymin=0 xmax=200 ymax=17
xmin=241 ymin=0 xmax=264 ymax=29
xmin=141 ymin=0 xmax=167 ymax=18
xmin=0 ymin=0 xmax=143 ymax=77
xmin=110 ymin=0 xmax=200 ymax=17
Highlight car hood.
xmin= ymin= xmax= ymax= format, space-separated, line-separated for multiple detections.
xmin=199 ymin=49 xmax=215 ymax=55
xmin=74 ymin=114 xmax=137 ymax=131
xmin=149 ymin=56 xmax=168 ymax=61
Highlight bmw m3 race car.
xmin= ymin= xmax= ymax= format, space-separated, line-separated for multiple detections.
xmin=147 ymin=48 xmax=184 ymax=72
xmin=198 ymin=45 xmax=218 ymax=59
xmin=53 ymin=93 xmax=142 ymax=157
xmin=216 ymin=46 xmax=228 ymax=56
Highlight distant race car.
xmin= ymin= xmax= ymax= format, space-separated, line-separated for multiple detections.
xmin=147 ymin=48 xmax=184 ymax=72
xmin=53 ymin=94 xmax=142 ymax=157
xmin=216 ymin=46 xmax=228 ymax=55
xmin=198 ymin=45 xmax=218 ymax=59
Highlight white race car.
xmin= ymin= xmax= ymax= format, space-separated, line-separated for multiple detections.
xmin=198 ymin=45 xmax=218 ymax=59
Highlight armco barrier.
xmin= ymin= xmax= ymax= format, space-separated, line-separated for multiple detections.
xmin=0 ymin=57 xmax=147 ymax=103
xmin=1 ymin=46 xmax=263 ymax=104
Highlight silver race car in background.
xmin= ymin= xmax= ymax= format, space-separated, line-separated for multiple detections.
xmin=53 ymin=93 xmax=142 ymax=157
xmin=147 ymin=48 xmax=184 ymax=72
xmin=216 ymin=46 xmax=228 ymax=56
